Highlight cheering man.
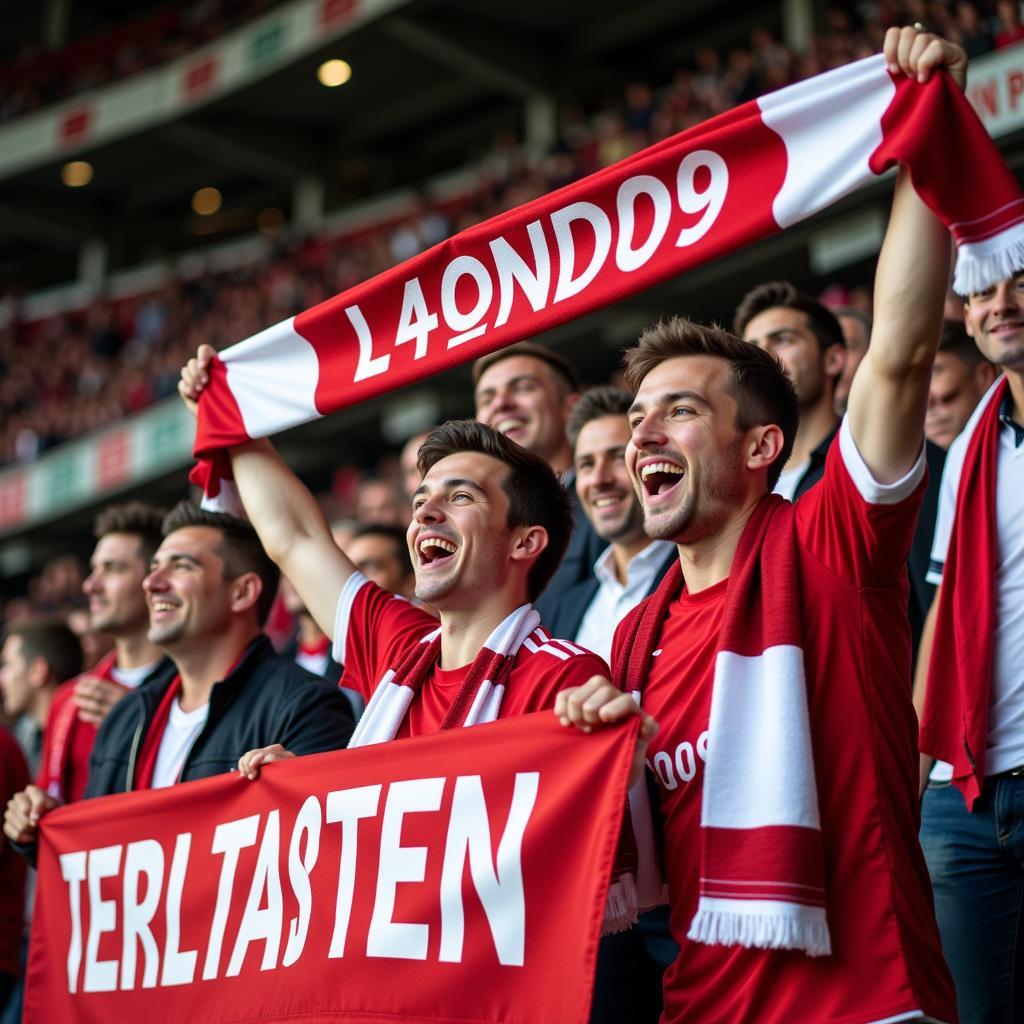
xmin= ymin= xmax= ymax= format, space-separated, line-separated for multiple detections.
xmin=558 ymin=27 xmax=962 ymax=1024
xmin=177 ymin=353 xmax=607 ymax=770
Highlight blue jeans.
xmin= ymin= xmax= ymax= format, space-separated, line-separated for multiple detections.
xmin=921 ymin=774 xmax=1024 ymax=1024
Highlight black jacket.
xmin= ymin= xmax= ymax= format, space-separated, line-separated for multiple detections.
xmin=793 ymin=425 xmax=944 ymax=656
xmin=547 ymin=544 xmax=679 ymax=642
xmin=535 ymin=479 xmax=606 ymax=625
xmin=85 ymin=634 xmax=354 ymax=797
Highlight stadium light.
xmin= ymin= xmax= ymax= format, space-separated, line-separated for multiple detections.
xmin=192 ymin=187 xmax=222 ymax=216
xmin=62 ymin=161 xmax=93 ymax=187
xmin=317 ymin=59 xmax=352 ymax=87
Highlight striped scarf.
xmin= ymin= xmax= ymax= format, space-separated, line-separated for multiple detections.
xmin=348 ymin=603 xmax=540 ymax=746
xmin=616 ymin=495 xmax=830 ymax=956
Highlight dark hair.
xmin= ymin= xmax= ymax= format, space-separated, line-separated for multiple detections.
xmin=733 ymin=281 xmax=845 ymax=352
xmin=416 ymin=419 xmax=572 ymax=600
xmin=622 ymin=317 xmax=798 ymax=490
xmin=472 ymin=342 xmax=581 ymax=397
xmin=161 ymin=502 xmax=280 ymax=626
xmin=351 ymin=523 xmax=413 ymax=579
xmin=938 ymin=318 xmax=991 ymax=368
xmin=5 ymin=617 xmax=82 ymax=685
xmin=94 ymin=502 xmax=166 ymax=565
xmin=567 ymin=386 xmax=633 ymax=448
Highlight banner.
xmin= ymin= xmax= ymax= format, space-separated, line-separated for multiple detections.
xmin=26 ymin=713 xmax=638 ymax=1023
xmin=192 ymin=53 xmax=1024 ymax=504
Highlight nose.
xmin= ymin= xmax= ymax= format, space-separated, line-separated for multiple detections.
xmin=630 ymin=410 xmax=666 ymax=450
xmin=414 ymin=494 xmax=444 ymax=526
xmin=590 ymin=455 xmax=616 ymax=488
xmin=143 ymin=565 xmax=168 ymax=594
xmin=82 ymin=570 xmax=98 ymax=595
xmin=994 ymin=281 xmax=1021 ymax=314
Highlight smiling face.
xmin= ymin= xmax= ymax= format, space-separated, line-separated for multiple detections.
xmin=965 ymin=272 xmax=1024 ymax=375
xmin=82 ymin=532 xmax=151 ymax=637
xmin=575 ymin=415 xmax=645 ymax=545
xmin=474 ymin=356 xmax=574 ymax=466
xmin=626 ymin=356 xmax=750 ymax=544
xmin=144 ymin=526 xmax=236 ymax=650
xmin=408 ymin=451 xmax=525 ymax=608
xmin=742 ymin=307 xmax=841 ymax=410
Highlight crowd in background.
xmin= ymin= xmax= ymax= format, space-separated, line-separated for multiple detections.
xmin=1 ymin=0 xmax=1015 ymax=467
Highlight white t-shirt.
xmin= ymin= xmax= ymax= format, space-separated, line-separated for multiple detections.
xmin=928 ymin=389 xmax=1024 ymax=780
xmin=110 ymin=660 xmax=159 ymax=689
xmin=151 ymin=700 xmax=209 ymax=789
xmin=772 ymin=460 xmax=809 ymax=502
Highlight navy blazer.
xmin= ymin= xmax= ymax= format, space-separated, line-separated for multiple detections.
xmin=546 ymin=543 xmax=678 ymax=646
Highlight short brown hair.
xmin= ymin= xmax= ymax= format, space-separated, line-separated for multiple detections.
xmin=94 ymin=502 xmax=166 ymax=565
xmin=472 ymin=342 xmax=581 ymax=397
xmin=161 ymin=502 xmax=280 ymax=626
xmin=5 ymin=617 xmax=82 ymax=685
xmin=567 ymin=386 xmax=633 ymax=448
xmin=938 ymin=318 xmax=992 ymax=368
xmin=351 ymin=523 xmax=414 ymax=579
xmin=733 ymin=281 xmax=845 ymax=351
xmin=417 ymin=419 xmax=572 ymax=600
xmin=623 ymin=317 xmax=798 ymax=490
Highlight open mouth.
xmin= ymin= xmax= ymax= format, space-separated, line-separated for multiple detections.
xmin=149 ymin=599 xmax=180 ymax=619
xmin=417 ymin=536 xmax=458 ymax=568
xmin=639 ymin=461 xmax=685 ymax=497
xmin=493 ymin=417 xmax=527 ymax=437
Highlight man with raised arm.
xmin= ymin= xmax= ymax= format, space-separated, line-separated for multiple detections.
xmin=558 ymin=27 xmax=962 ymax=1024
xmin=174 ymin=365 xmax=608 ymax=768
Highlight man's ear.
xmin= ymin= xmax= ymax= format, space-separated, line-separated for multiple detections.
xmin=27 ymin=655 xmax=53 ymax=691
xmin=229 ymin=572 xmax=263 ymax=617
xmin=974 ymin=359 xmax=998 ymax=391
xmin=510 ymin=525 xmax=549 ymax=567
xmin=745 ymin=424 xmax=786 ymax=474
xmin=823 ymin=343 xmax=847 ymax=383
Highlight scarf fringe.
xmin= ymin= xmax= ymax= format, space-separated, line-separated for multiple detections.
xmin=199 ymin=477 xmax=246 ymax=518
xmin=602 ymin=872 xmax=639 ymax=935
xmin=688 ymin=903 xmax=832 ymax=957
xmin=953 ymin=230 xmax=1024 ymax=296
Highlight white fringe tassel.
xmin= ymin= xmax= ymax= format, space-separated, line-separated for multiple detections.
xmin=688 ymin=903 xmax=832 ymax=957
xmin=602 ymin=872 xmax=639 ymax=935
xmin=953 ymin=231 xmax=1024 ymax=296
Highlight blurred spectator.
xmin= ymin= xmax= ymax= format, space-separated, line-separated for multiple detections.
xmin=399 ymin=431 xmax=430 ymax=500
xmin=65 ymin=608 xmax=114 ymax=670
xmin=833 ymin=307 xmax=872 ymax=415
xmin=0 ymin=618 xmax=82 ymax=777
xmin=345 ymin=524 xmax=415 ymax=599
xmin=0 ymin=726 xmax=27 ymax=1014
xmin=995 ymin=0 xmax=1024 ymax=47
xmin=926 ymin=319 xmax=998 ymax=448
xmin=355 ymin=477 xmax=407 ymax=527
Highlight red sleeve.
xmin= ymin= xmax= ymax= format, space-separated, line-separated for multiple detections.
xmin=336 ymin=577 xmax=439 ymax=700
xmin=794 ymin=420 xmax=926 ymax=588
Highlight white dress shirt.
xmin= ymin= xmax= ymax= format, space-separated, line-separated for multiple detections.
xmin=574 ymin=540 xmax=676 ymax=662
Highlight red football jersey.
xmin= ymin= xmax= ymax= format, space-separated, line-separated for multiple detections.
xmin=614 ymin=423 xmax=956 ymax=1024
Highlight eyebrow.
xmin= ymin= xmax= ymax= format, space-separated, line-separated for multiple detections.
xmin=412 ymin=477 xmax=487 ymax=499
xmin=151 ymin=552 xmax=202 ymax=568
xmin=628 ymin=390 xmax=711 ymax=416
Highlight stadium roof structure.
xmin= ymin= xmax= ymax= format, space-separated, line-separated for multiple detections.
xmin=0 ymin=0 xmax=782 ymax=291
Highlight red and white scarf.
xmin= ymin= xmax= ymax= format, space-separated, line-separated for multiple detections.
xmin=920 ymin=376 xmax=1009 ymax=808
xmin=348 ymin=600 xmax=540 ymax=746
xmin=38 ymin=650 xmax=120 ymax=801
xmin=615 ymin=495 xmax=830 ymax=956
xmin=190 ymin=55 xmax=1024 ymax=507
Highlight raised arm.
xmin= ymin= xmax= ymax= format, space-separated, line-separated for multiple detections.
xmin=180 ymin=345 xmax=357 ymax=637
xmin=846 ymin=28 xmax=966 ymax=483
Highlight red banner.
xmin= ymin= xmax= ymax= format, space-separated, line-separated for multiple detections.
xmin=26 ymin=713 xmax=638 ymax=1024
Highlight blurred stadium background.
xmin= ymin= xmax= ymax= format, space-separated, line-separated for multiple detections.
xmin=2 ymin=0 xmax=1023 ymax=619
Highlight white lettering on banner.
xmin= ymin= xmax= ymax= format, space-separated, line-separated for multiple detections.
xmin=55 ymin=772 xmax=540 ymax=992
xmin=439 ymin=772 xmax=538 ymax=967
xmin=394 ymin=278 xmax=438 ymax=360
xmin=161 ymin=833 xmax=198 ymax=986
xmin=84 ymin=844 xmax=122 ymax=992
xmin=59 ymin=851 xmax=87 ymax=994
xmin=121 ymin=839 xmax=163 ymax=990
xmin=339 ymin=150 xmax=730 ymax=382
xmin=647 ymin=730 xmax=709 ymax=792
